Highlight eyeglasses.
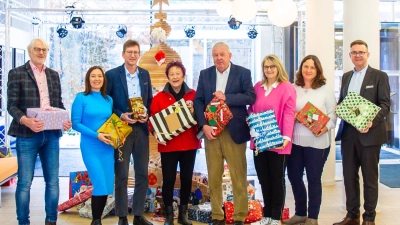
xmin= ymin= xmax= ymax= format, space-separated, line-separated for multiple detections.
xmin=33 ymin=48 xmax=48 ymax=53
xmin=264 ymin=65 xmax=277 ymax=70
xmin=350 ymin=51 xmax=367 ymax=56
xmin=125 ymin=51 xmax=140 ymax=56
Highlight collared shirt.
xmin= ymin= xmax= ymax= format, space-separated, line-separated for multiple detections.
xmin=260 ymin=81 xmax=291 ymax=142
xmin=261 ymin=81 xmax=279 ymax=97
xmin=216 ymin=63 xmax=231 ymax=93
xmin=29 ymin=61 xmax=50 ymax=109
xmin=347 ymin=65 xmax=368 ymax=95
xmin=125 ymin=66 xmax=141 ymax=98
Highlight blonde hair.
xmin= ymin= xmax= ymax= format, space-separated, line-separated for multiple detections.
xmin=27 ymin=38 xmax=49 ymax=52
xmin=261 ymin=54 xmax=289 ymax=85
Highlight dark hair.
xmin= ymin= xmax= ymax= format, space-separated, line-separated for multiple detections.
xmin=123 ymin=39 xmax=140 ymax=52
xmin=295 ymin=55 xmax=326 ymax=89
xmin=165 ymin=61 xmax=186 ymax=77
xmin=350 ymin=40 xmax=368 ymax=49
xmin=84 ymin=66 xmax=108 ymax=99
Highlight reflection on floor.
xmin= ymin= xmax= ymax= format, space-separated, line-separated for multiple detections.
xmin=1 ymin=171 xmax=400 ymax=225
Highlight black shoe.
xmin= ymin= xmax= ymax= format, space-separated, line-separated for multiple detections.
xmin=164 ymin=206 xmax=175 ymax=225
xmin=233 ymin=221 xmax=244 ymax=225
xmin=178 ymin=205 xmax=192 ymax=225
xmin=134 ymin=216 xmax=153 ymax=225
xmin=209 ymin=219 xmax=225 ymax=225
xmin=45 ymin=222 xmax=56 ymax=225
xmin=91 ymin=219 xmax=102 ymax=225
xmin=118 ymin=217 xmax=129 ymax=225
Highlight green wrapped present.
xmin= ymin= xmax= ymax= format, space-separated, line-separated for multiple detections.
xmin=335 ymin=91 xmax=381 ymax=131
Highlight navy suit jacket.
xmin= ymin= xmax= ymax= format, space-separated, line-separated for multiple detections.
xmin=7 ymin=61 xmax=64 ymax=138
xmin=335 ymin=66 xmax=390 ymax=146
xmin=105 ymin=64 xmax=153 ymax=135
xmin=194 ymin=63 xmax=256 ymax=144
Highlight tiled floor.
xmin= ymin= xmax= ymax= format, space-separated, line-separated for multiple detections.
xmin=1 ymin=170 xmax=400 ymax=225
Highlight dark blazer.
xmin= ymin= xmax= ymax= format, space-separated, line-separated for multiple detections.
xmin=194 ymin=63 xmax=256 ymax=144
xmin=105 ymin=64 xmax=153 ymax=135
xmin=7 ymin=61 xmax=65 ymax=138
xmin=335 ymin=66 xmax=390 ymax=146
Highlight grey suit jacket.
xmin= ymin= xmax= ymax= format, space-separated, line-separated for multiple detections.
xmin=335 ymin=66 xmax=390 ymax=146
xmin=7 ymin=61 xmax=65 ymax=138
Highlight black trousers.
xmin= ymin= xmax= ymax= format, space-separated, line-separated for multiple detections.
xmin=160 ymin=150 xmax=197 ymax=206
xmin=254 ymin=150 xmax=288 ymax=220
xmin=341 ymin=125 xmax=380 ymax=222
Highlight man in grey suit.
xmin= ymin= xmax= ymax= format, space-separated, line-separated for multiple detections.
xmin=7 ymin=38 xmax=72 ymax=225
xmin=333 ymin=40 xmax=390 ymax=225
xmin=106 ymin=40 xmax=153 ymax=225
xmin=194 ymin=42 xmax=256 ymax=225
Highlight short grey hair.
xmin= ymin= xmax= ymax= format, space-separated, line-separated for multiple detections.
xmin=212 ymin=41 xmax=231 ymax=54
xmin=27 ymin=38 xmax=49 ymax=52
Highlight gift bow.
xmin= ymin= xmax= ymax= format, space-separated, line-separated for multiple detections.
xmin=104 ymin=118 xmax=130 ymax=162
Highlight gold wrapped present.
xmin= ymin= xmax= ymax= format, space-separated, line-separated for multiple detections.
xmin=129 ymin=97 xmax=147 ymax=120
xmin=97 ymin=113 xmax=132 ymax=162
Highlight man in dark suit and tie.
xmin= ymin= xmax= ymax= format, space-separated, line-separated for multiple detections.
xmin=333 ymin=40 xmax=390 ymax=225
xmin=105 ymin=40 xmax=153 ymax=225
xmin=194 ymin=42 xmax=256 ymax=225
xmin=7 ymin=38 xmax=72 ymax=225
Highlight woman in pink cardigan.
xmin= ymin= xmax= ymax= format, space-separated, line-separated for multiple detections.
xmin=248 ymin=54 xmax=296 ymax=225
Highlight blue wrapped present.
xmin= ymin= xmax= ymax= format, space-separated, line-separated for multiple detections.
xmin=247 ymin=109 xmax=283 ymax=155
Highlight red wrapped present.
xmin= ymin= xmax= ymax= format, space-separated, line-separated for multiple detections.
xmin=205 ymin=97 xmax=233 ymax=137
xmin=281 ymin=205 xmax=290 ymax=221
xmin=295 ymin=101 xmax=330 ymax=135
xmin=224 ymin=200 xmax=263 ymax=224
xmin=58 ymin=188 xmax=93 ymax=211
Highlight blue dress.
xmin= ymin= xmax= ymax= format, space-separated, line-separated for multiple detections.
xmin=71 ymin=92 xmax=114 ymax=196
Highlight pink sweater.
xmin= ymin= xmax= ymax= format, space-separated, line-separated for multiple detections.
xmin=248 ymin=81 xmax=296 ymax=154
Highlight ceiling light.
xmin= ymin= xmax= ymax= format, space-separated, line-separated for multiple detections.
xmin=56 ymin=24 xmax=68 ymax=38
xmin=184 ymin=26 xmax=196 ymax=38
xmin=247 ymin=26 xmax=258 ymax=39
xmin=228 ymin=16 xmax=242 ymax=30
xmin=116 ymin=25 xmax=128 ymax=38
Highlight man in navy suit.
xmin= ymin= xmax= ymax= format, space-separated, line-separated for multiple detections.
xmin=333 ymin=40 xmax=390 ymax=225
xmin=106 ymin=40 xmax=153 ymax=225
xmin=194 ymin=42 xmax=256 ymax=225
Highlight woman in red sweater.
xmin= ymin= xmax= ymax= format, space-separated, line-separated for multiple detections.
xmin=149 ymin=61 xmax=201 ymax=225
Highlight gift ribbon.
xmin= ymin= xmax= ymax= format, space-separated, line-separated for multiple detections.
xmin=104 ymin=119 xmax=130 ymax=162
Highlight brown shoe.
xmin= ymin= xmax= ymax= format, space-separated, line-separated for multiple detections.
xmin=361 ymin=222 xmax=375 ymax=225
xmin=332 ymin=217 xmax=360 ymax=225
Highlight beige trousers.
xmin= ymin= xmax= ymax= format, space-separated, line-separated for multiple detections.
xmin=204 ymin=129 xmax=248 ymax=221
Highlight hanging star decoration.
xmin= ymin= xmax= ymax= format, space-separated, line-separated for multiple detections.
xmin=152 ymin=0 xmax=169 ymax=8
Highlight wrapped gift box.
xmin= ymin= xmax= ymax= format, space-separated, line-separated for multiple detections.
xmin=281 ymin=205 xmax=290 ymax=221
xmin=247 ymin=180 xmax=256 ymax=200
xmin=58 ymin=188 xmax=93 ymax=211
xmin=69 ymin=171 xmax=91 ymax=198
xmin=26 ymin=108 xmax=69 ymax=130
xmin=97 ymin=113 xmax=132 ymax=151
xmin=129 ymin=97 xmax=147 ymax=120
xmin=335 ymin=91 xmax=381 ymax=131
xmin=295 ymin=101 xmax=330 ymax=135
xmin=205 ymin=97 xmax=233 ymax=137
xmin=188 ymin=203 xmax=212 ymax=223
xmin=149 ymin=98 xmax=197 ymax=143
xmin=78 ymin=196 xmax=115 ymax=219
xmin=247 ymin=109 xmax=283 ymax=155
xmin=224 ymin=200 xmax=263 ymax=224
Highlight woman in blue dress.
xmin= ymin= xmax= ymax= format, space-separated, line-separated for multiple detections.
xmin=71 ymin=66 xmax=114 ymax=225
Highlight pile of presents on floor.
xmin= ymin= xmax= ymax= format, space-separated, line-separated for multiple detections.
xmin=58 ymin=165 xmax=290 ymax=223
